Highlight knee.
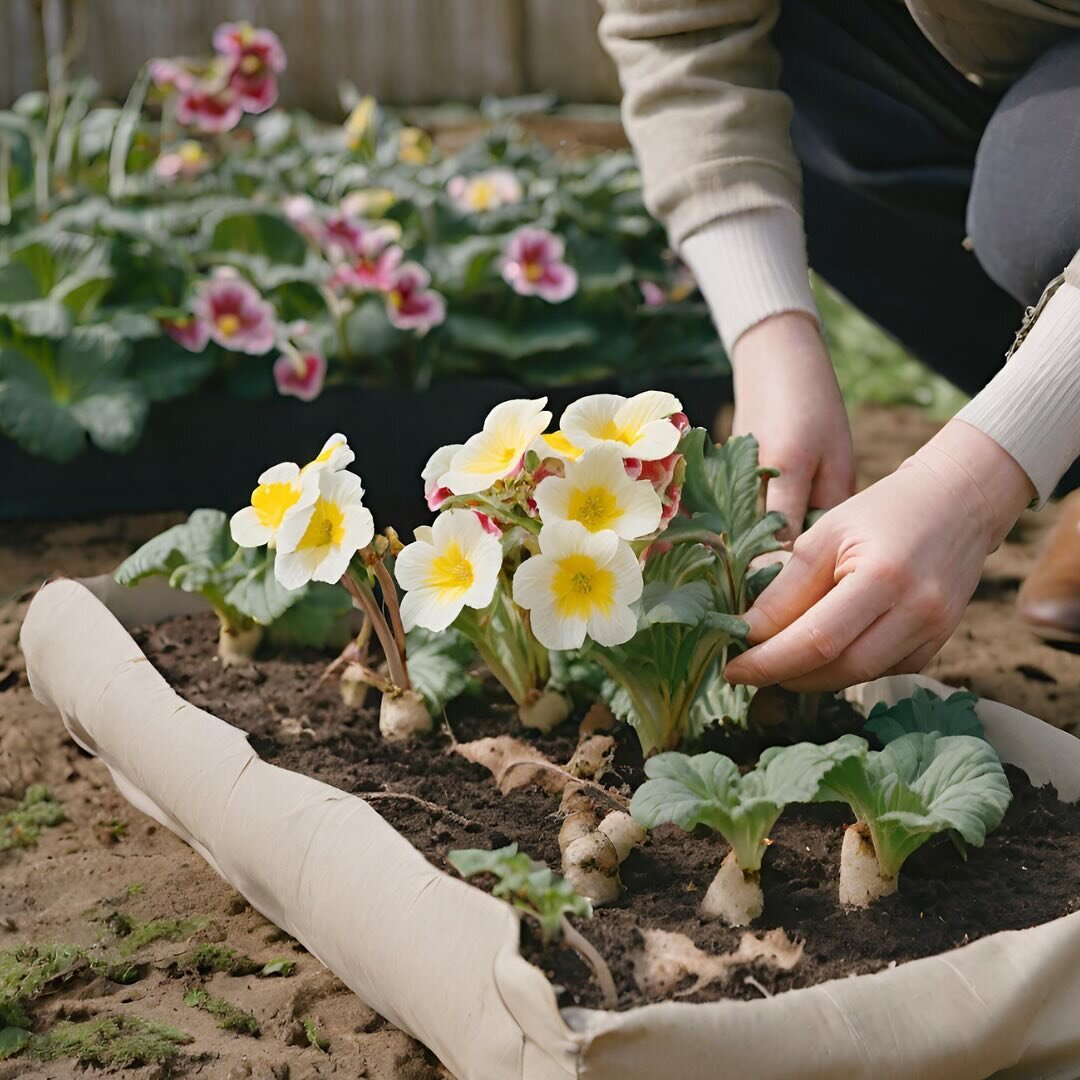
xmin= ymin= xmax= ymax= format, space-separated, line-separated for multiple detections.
xmin=967 ymin=35 xmax=1080 ymax=307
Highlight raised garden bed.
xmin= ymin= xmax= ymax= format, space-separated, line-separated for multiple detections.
xmin=20 ymin=576 xmax=1080 ymax=1080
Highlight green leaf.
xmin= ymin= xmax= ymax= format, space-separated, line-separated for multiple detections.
xmin=264 ymin=583 xmax=354 ymax=649
xmin=205 ymin=209 xmax=308 ymax=265
xmin=259 ymin=959 xmax=295 ymax=978
xmin=632 ymin=739 xmax=862 ymax=870
xmin=0 ymin=358 xmax=85 ymax=462
xmin=403 ymin=627 xmax=473 ymax=715
xmin=636 ymin=579 xmax=713 ymax=629
xmin=817 ymin=732 xmax=1011 ymax=878
xmin=114 ymin=509 xmax=235 ymax=587
xmin=865 ymin=689 xmax=984 ymax=745
xmin=0 ymin=1026 xmax=30 ymax=1060
xmin=130 ymin=339 xmax=216 ymax=403
xmin=445 ymin=313 xmax=597 ymax=361
xmin=68 ymin=385 xmax=147 ymax=453
xmin=225 ymin=553 xmax=302 ymax=625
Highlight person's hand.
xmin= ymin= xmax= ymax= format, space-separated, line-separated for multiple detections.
xmin=724 ymin=420 xmax=1036 ymax=691
xmin=731 ymin=311 xmax=855 ymax=541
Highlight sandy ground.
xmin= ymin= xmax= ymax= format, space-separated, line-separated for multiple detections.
xmin=0 ymin=405 xmax=1077 ymax=1079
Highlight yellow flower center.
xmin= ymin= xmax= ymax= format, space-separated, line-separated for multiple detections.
xmin=596 ymin=418 xmax=640 ymax=444
xmin=388 ymin=289 xmax=404 ymax=309
xmin=251 ymin=481 xmax=299 ymax=530
xmin=216 ymin=313 xmax=241 ymax=338
xmin=523 ymin=262 xmax=543 ymax=282
xmin=566 ymin=486 xmax=620 ymax=533
xmin=296 ymin=498 xmax=346 ymax=551
xmin=552 ymin=554 xmax=615 ymax=619
xmin=467 ymin=442 xmax=519 ymax=477
xmin=179 ymin=141 xmax=204 ymax=165
xmin=240 ymin=54 xmax=261 ymax=75
xmin=468 ymin=179 xmax=496 ymax=210
xmin=427 ymin=542 xmax=476 ymax=598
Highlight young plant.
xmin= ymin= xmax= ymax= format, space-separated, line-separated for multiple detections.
xmin=115 ymin=508 xmax=348 ymax=664
xmin=448 ymin=843 xmax=616 ymax=1006
xmin=865 ymin=688 xmax=984 ymax=744
xmin=814 ymin=732 xmax=1012 ymax=906
xmin=631 ymin=740 xmax=863 ymax=925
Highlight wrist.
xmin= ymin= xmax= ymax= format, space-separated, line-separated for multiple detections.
xmin=912 ymin=420 xmax=1035 ymax=548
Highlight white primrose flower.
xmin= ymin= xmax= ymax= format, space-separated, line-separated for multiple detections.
xmin=560 ymin=390 xmax=683 ymax=461
xmin=512 ymin=521 xmax=643 ymax=650
xmin=395 ymin=509 xmax=503 ymax=632
xmin=532 ymin=430 xmax=584 ymax=463
xmin=300 ymin=432 xmax=355 ymax=475
xmin=440 ymin=398 xmax=552 ymax=495
xmin=534 ymin=444 xmax=662 ymax=539
xmin=230 ymin=461 xmax=319 ymax=549
xmin=274 ymin=469 xmax=375 ymax=589
xmin=422 ymin=442 xmax=463 ymax=510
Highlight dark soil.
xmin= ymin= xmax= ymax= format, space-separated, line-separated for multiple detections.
xmin=134 ymin=612 xmax=1080 ymax=1012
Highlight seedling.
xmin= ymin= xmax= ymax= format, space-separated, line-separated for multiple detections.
xmin=449 ymin=844 xmax=616 ymax=1006
xmin=631 ymin=741 xmax=863 ymax=925
xmin=27 ymin=1015 xmax=192 ymax=1068
xmin=183 ymin=987 xmax=260 ymax=1037
xmin=814 ymin=732 xmax=1011 ymax=906
xmin=865 ymin=688 xmax=984 ymax=744
xmin=0 ymin=786 xmax=64 ymax=851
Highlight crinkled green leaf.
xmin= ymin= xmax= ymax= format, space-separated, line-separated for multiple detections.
xmin=264 ymin=583 xmax=354 ymax=649
xmin=445 ymin=313 xmax=597 ymax=361
xmin=865 ymin=688 xmax=984 ymax=745
xmin=0 ymin=1025 xmax=30 ymax=1060
xmin=205 ymin=208 xmax=308 ymax=265
xmin=403 ymin=626 xmax=473 ymax=715
xmin=225 ymin=553 xmax=301 ymax=625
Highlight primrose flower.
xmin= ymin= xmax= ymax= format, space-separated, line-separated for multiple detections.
xmin=213 ymin=22 xmax=286 ymax=113
xmin=162 ymin=315 xmax=210 ymax=353
xmin=512 ymin=522 xmax=643 ymax=650
xmin=534 ymin=430 xmax=584 ymax=464
xmin=447 ymin=168 xmax=523 ymax=213
xmin=384 ymin=263 xmax=446 ymax=333
xmin=395 ymin=510 xmax=502 ymax=633
xmin=341 ymin=188 xmax=397 ymax=219
xmin=422 ymin=444 xmax=462 ymax=511
xmin=500 ymin=228 xmax=577 ymax=303
xmin=282 ymin=195 xmax=323 ymax=243
xmin=440 ymin=398 xmax=552 ymax=496
xmin=149 ymin=58 xmax=197 ymax=93
xmin=534 ymin=445 xmax=663 ymax=540
xmin=274 ymin=469 xmax=374 ymax=589
xmin=301 ymin=433 xmax=355 ymax=476
xmin=175 ymin=83 xmax=243 ymax=133
xmin=273 ymin=353 xmax=326 ymax=402
xmin=230 ymin=461 xmax=318 ymax=549
xmin=154 ymin=140 xmax=209 ymax=181
xmin=344 ymin=95 xmax=377 ymax=152
xmin=326 ymin=220 xmax=404 ymax=293
xmin=193 ymin=273 xmax=277 ymax=354
xmin=561 ymin=390 xmax=684 ymax=461
xmin=398 ymin=127 xmax=433 ymax=165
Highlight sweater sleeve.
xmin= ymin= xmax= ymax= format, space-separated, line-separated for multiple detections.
xmin=954 ymin=262 xmax=1080 ymax=507
xmin=596 ymin=0 xmax=803 ymax=248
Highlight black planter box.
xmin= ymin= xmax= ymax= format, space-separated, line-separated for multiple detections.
xmin=3 ymin=370 xmax=731 ymax=532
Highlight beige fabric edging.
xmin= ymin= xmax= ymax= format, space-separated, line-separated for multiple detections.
xmin=18 ymin=578 xmax=1080 ymax=1080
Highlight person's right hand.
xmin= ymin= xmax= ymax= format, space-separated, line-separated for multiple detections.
xmin=730 ymin=311 xmax=855 ymax=541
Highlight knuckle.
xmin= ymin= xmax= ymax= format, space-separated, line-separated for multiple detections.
xmin=805 ymin=624 xmax=840 ymax=664
xmin=872 ymin=557 xmax=913 ymax=594
xmin=912 ymin=585 xmax=949 ymax=626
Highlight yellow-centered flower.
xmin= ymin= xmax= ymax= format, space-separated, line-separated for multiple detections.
xmin=274 ymin=469 xmax=374 ymax=588
xmin=534 ymin=445 xmax=662 ymax=539
xmin=512 ymin=521 xmax=643 ymax=650
xmin=440 ymin=398 xmax=552 ymax=495
xmin=300 ymin=432 xmax=355 ymax=476
xmin=561 ymin=390 xmax=683 ymax=461
xmin=534 ymin=430 xmax=584 ymax=462
xmin=395 ymin=510 xmax=502 ymax=632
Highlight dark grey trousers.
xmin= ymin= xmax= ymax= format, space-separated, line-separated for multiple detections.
xmin=773 ymin=0 xmax=1080 ymax=493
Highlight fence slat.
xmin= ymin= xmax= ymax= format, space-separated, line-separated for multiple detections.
xmin=522 ymin=0 xmax=619 ymax=103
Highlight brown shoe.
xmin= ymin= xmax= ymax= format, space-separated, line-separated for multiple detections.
xmin=1017 ymin=490 xmax=1080 ymax=642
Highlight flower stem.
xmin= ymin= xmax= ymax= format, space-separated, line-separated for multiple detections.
xmin=371 ymin=557 xmax=407 ymax=660
xmin=109 ymin=62 xmax=151 ymax=200
xmin=342 ymin=568 xmax=410 ymax=690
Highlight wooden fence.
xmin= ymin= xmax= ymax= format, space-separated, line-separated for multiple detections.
xmin=1 ymin=0 xmax=622 ymax=111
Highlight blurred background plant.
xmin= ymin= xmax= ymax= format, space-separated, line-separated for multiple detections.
xmin=0 ymin=5 xmax=963 ymax=470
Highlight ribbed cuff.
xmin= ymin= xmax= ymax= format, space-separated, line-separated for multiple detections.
xmin=680 ymin=209 xmax=819 ymax=353
xmin=956 ymin=280 xmax=1080 ymax=506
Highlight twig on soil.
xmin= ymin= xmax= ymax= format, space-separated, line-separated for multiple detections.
xmin=743 ymin=975 xmax=774 ymax=998
xmin=500 ymin=761 xmax=629 ymax=811
xmin=360 ymin=791 xmax=473 ymax=829
xmin=560 ymin=917 xmax=617 ymax=1010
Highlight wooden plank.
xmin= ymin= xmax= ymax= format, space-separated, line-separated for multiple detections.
xmin=0 ymin=1 xmax=46 ymax=108
xmin=521 ymin=0 xmax=619 ymax=102
xmin=8 ymin=0 xmax=527 ymax=111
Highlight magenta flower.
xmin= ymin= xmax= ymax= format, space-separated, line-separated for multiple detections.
xmin=640 ymin=280 xmax=665 ymax=308
xmin=175 ymin=83 xmax=243 ymax=133
xmin=500 ymin=228 xmax=577 ymax=303
xmin=384 ymin=263 xmax=446 ymax=334
xmin=273 ymin=352 xmax=326 ymax=402
xmin=162 ymin=315 xmax=210 ymax=353
xmin=149 ymin=58 xmax=198 ymax=93
xmin=282 ymin=195 xmax=324 ymax=244
xmin=154 ymin=140 xmax=209 ymax=182
xmin=193 ymin=273 xmax=277 ymax=354
xmin=328 ymin=221 xmax=405 ymax=294
xmin=213 ymin=22 xmax=286 ymax=114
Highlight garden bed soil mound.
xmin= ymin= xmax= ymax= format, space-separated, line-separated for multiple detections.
xmin=135 ymin=612 xmax=1080 ymax=1012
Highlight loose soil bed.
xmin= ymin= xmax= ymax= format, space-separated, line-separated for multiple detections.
xmin=134 ymin=611 xmax=1080 ymax=1013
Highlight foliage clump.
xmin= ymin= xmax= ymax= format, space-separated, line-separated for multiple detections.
xmin=175 ymin=943 xmax=262 ymax=977
xmin=27 ymin=1015 xmax=192 ymax=1068
xmin=183 ymin=987 xmax=261 ymax=1036
xmin=0 ymin=787 xmax=65 ymax=851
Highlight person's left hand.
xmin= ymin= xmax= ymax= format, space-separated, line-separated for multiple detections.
xmin=723 ymin=421 xmax=1035 ymax=692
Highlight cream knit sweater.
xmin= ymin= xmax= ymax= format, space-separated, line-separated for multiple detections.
xmin=598 ymin=0 xmax=1080 ymax=503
